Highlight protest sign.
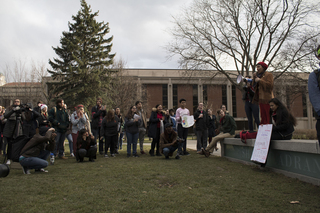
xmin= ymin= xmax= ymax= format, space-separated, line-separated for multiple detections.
xmin=251 ymin=124 xmax=273 ymax=164
xmin=181 ymin=115 xmax=195 ymax=128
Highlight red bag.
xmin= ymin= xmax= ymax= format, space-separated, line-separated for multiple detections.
xmin=240 ymin=131 xmax=257 ymax=144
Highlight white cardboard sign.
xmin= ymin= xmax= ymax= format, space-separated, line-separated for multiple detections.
xmin=181 ymin=115 xmax=195 ymax=128
xmin=250 ymin=124 xmax=273 ymax=164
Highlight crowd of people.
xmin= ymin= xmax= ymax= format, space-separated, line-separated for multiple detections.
xmin=0 ymin=58 xmax=319 ymax=174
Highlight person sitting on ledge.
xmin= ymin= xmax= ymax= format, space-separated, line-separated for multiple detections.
xmin=269 ymin=98 xmax=297 ymax=140
xmin=159 ymin=123 xmax=182 ymax=160
xmin=19 ymin=127 xmax=56 ymax=174
xmin=76 ymin=129 xmax=97 ymax=162
xmin=201 ymin=109 xmax=237 ymax=157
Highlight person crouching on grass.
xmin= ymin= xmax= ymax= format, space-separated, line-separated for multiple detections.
xmin=201 ymin=109 xmax=237 ymax=157
xmin=159 ymin=123 xmax=183 ymax=160
xmin=19 ymin=127 xmax=57 ymax=174
xmin=76 ymin=129 xmax=97 ymax=162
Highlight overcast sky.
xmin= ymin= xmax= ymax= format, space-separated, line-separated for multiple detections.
xmin=0 ymin=0 xmax=193 ymax=81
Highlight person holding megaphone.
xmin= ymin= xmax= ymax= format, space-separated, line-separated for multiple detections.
xmin=252 ymin=62 xmax=274 ymax=125
xmin=242 ymin=77 xmax=260 ymax=131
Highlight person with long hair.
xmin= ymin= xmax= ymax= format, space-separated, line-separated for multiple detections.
xmin=124 ymin=106 xmax=141 ymax=157
xmin=101 ymin=109 xmax=119 ymax=157
xmin=71 ymin=105 xmax=87 ymax=156
xmin=269 ymin=98 xmax=297 ymax=140
xmin=76 ymin=129 xmax=96 ymax=162
xmin=148 ymin=104 xmax=166 ymax=156
xmin=37 ymin=104 xmax=49 ymax=128
xmin=115 ymin=107 xmax=124 ymax=151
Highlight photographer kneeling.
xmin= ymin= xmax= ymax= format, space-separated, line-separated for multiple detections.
xmin=19 ymin=127 xmax=57 ymax=174
xmin=159 ymin=123 xmax=183 ymax=160
xmin=76 ymin=129 xmax=97 ymax=162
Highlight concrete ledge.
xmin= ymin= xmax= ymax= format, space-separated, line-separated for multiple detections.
xmin=221 ymin=138 xmax=320 ymax=186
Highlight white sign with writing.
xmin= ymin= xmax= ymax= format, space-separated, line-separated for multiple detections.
xmin=181 ymin=115 xmax=195 ymax=128
xmin=251 ymin=124 xmax=273 ymax=164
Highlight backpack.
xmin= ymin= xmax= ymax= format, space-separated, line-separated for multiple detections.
xmin=240 ymin=130 xmax=257 ymax=144
xmin=314 ymin=69 xmax=320 ymax=88
xmin=11 ymin=135 xmax=31 ymax=162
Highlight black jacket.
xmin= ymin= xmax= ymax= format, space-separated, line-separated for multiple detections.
xmin=193 ymin=109 xmax=209 ymax=131
xmin=242 ymin=86 xmax=255 ymax=103
xmin=91 ymin=105 xmax=106 ymax=129
xmin=147 ymin=109 xmax=167 ymax=138
xmin=101 ymin=116 xmax=120 ymax=137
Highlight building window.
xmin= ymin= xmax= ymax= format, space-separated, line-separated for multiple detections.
xmin=162 ymin=84 xmax=168 ymax=109
xmin=173 ymin=84 xmax=178 ymax=110
xmin=203 ymin=85 xmax=208 ymax=106
xmin=193 ymin=84 xmax=198 ymax=113
xmin=232 ymin=85 xmax=237 ymax=117
xmin=222 ymin=85 xmax=227 ymax=110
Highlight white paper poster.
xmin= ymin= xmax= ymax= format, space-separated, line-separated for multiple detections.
xmin=250 ymin=124 xmax=273 ymax=164
xmin=181 ymin=115 xmax=195 ymax=128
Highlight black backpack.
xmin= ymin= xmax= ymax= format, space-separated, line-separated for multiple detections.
xmin=11 ymin=135 xmax=31 ymax=162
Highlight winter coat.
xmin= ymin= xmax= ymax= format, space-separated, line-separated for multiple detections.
xmin=3 ymin=106 xmax=23 ymax=138
xmin=147 ymin=108 xmax=167 ymax=138
xmin=21 ymin=129 xmax=55 ymax=158
xmin=91 ymin=105 xmax=106 ymax=129
xmin=101 ymin=116 xmax=120 ymax=137
xmin=220 ymin=114 xmax=237 ymax=135
xmin=208 ymin=115 xmax=216 ymax=137
xmin=193 ymin=109 xmax=209 ymax=131
xmin=253 ymin=71 xmax=274 ymax=104
xmin=71 ymin=111 xmax=87 ymax=134
xmin=48 ymin=106 xmax=70 ymax=133
xmin=124 ymin=116 xmax=141 ymax=134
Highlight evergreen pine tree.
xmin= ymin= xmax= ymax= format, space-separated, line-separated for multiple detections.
xmin=48 ymin=0 xmax=115 ymax=108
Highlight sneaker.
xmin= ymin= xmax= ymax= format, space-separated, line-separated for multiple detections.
xmin=70 ymin=153 xmax=75 ymax=157
xmin=89 ymin=159 xmax=95 ymax=162
xmin=165 ymin=156 xmax=170 ymax=159
xmin=35 ymin=168 xmax=48 ymax=173
xmin=22 ymin=167 xmax=31 ymax=175
xmin=184 ymin=152 xmax=190 ymax=156
xmin=59 ymin=156 xmax=68 ymax=160
xmin=115 ymin=151 xmax=120 ymax=154
xmin=104 ymin=154 xmax=109 ymax=158
xmin=140 ymin=150 xmax=146 ymax=155
xmin=156 ymin=153 xmax=162 ymax=156
xmin=6 ymin=159 xmax=11 ymax=165
xmin=133 ymin=154 xmax=140 ymax=157
xmin=99 ymin=152 xmax=104 ymax=155
xmin=111 ymin=154 xmax=115 ymax=157
xmin=127 ymin=154 xmax=131 ymax=158
xmin=175 ymin=155 xmax=181 ymax=160
xmin=178 ymin=152 xmax=183 ymax=156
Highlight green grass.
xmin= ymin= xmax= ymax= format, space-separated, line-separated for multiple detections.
xmin=1 ymin=145 xmax=320 ymax=213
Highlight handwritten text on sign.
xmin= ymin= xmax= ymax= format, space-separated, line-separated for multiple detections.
xmin=251 ymin=124 xmax=273 ymax=164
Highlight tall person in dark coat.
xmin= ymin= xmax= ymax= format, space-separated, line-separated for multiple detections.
xmin=101 ymin=109 xmax=119 ymax=157
xmin=3 ymin=99 xmax=24 ymax=164
xmin=207 ymin=109 xmax=216 ymax=145
xmin=148 ymin=104 xmax=166 ymax=156
xmin=194 ymin=103 xmax=209 ymax=151
xmin=91 ymin=98 xmax=106 ymax=155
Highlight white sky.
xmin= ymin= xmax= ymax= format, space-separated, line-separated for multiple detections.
xmin=0 ymin=0 xmax=193 ymax=81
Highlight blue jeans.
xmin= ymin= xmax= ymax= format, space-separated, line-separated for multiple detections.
xmin=53 ymin=132 xmax=66 ymax=157
xmin=245 ymin=101 xmax=260 ymax=131
xmin=92 ymin=128 xmax=104 ymax=153
xmin=126 ymin=132 xmax=139 ymax=155
xmin=163 ymin=146 xmax=178 ymax=157
xmin=118 ymin=132 xmax=124 ymax=149
xmin=19 ymin=150 xmax=50 ymax=169
xmin=66 ymin=133 xmax=73 ymax=154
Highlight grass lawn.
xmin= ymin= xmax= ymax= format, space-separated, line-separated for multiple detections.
xmin=1 ymin=145 xmax=320 ymax=213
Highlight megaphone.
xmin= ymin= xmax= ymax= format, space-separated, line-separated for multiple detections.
xmin=236 ymin=75 xmax=253 ymax=84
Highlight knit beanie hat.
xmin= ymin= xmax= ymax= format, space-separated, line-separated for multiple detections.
xmin=40 ymin=104 xmax=47 ymax=111
xmin=257 ymin=62 xmax=268 ymax=70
